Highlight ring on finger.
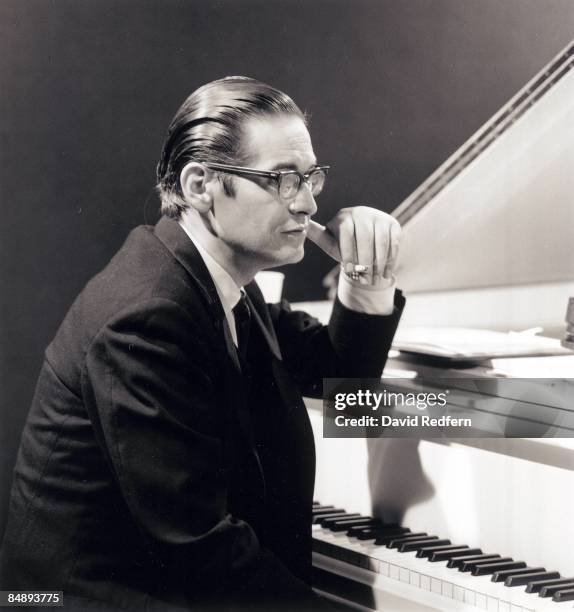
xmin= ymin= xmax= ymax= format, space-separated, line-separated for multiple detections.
xmin=344 ymin=263 xmax=370 ymax=280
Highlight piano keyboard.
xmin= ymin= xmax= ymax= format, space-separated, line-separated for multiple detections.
xmin=311 ymin=503 xmax=574 ymax=611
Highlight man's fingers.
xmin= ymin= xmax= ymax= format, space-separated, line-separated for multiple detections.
xmin=306 ymin=218 xmax=355 ymax=266
xmin=353 ymin=215 xmax=375 ymax=284
xmin=337 ymin=215 xmax=358 ymax=269
xmin=307 ymin=220 xmax=342 ymax=262
xmin=386 ymin=220 xmax=401 ymax=278
xmin=374 ymin=218 xmax=390 ymax=279
xmin=374 ymin=217 xmax=401 ymax=279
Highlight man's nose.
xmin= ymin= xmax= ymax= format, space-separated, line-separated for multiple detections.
xmin=288 ymin=183 xmax=317 ymax=216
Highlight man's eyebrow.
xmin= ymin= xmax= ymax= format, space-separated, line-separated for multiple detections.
xmin=269 ymin=162 xmax=319 ymax=172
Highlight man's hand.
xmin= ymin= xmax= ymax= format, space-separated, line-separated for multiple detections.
xmin=307 ymin=206 xmax=401 ymax=285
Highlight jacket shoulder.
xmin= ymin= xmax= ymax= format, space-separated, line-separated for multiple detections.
xmin=46 ymin=225 xmax=212 ymax=390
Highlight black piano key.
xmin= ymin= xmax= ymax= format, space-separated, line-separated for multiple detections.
xmin=416 ymin=544 xmax=461 ymax=559
xmin=312 ymin=506 xmax=339 ymax=513
xmin=348 ymin=524 xmax=402 ymax=538
xmin=448 ymin=553 xmax=498 ymax=569
xmin=312 ymin=505 xmax=335 ymax=514
xmin=492 ymin=566 xmax=544 ymax=583
xmin=472 ymin=560 xmax=526 ymax=576
xmin=375 ymin=523 xmax=400 ymax=531
xmin=327 ymin=516 xmax=372 ymax=527
xmin=319 ymin=511 xmax=359 ymax=522
xmin=553 ymin=588 xmax=574 ymax=602
xmin=312 ymin=507 xmax=344 ymax=515
xmin=355 ymin=526 xmax=409 ymax=540
xmin=330 ymin=516 xmax=375 ymax=525
xmin=313 ymin=511 xmax=346 ymax=523
xmin=398 ymin=537 xmax=445 ymax=553
xmin=330 ymin=518 xmax=379 ymax=532
xmin=505 ymin=571 xmax=559 ymax=587
xmin=345 ymin=523 xmax=379 ymax=536
xmin=320 ymin=513 xmax=361 ymax=527
xmin=347 ymin=522 xmax=398 ymax=534
xmin=430 ymin=547 xmax=482 ymax=563
xmin=527 ymin=576 xmax=573 ymax=594
xmin=313 ymin=513 xmax=348 ymax=524
xmin=460 ymin=555 xmax=506 ymax=572
xmin=540 ymin=581 xmax=574 ymax=598
xmin=312 ymin=510 xmax=348 ymax=523
xmin=417 ymin=542 xmax=472 ymax=559
xmin=382 ymin=533 xmax=428 ymax=548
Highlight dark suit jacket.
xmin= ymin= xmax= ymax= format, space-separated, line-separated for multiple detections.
xmin=0 ymin=217 xmax=404 ymax=611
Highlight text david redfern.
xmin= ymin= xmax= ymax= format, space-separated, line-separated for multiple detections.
xmin=334 ymin=414 xmax=472 ymax=427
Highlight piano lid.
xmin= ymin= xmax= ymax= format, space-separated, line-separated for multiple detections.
xmin=393 ymin=40 xmax=574 ymax=295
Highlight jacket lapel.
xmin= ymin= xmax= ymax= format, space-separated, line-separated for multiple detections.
xmin=154 ymin=216 xmax=225 ymax=325
xmin=153 ymin=216 xmax=259 ymax=460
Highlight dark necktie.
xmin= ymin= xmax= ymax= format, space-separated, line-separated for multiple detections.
xmin=233 ymin=292 xmax=251 ymax=361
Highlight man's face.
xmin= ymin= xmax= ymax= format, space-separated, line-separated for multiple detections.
xmin=210 ymin=114 xmax=318 ymax=270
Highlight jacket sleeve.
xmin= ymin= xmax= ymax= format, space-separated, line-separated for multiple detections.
xmin=83 ymin=297 xmax=323 ymax=607
xmin=270 ymin=291 xmax=406 ymax=397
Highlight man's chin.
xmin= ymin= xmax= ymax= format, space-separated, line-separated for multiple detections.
xmin=281 ymin=245 xmax=305 ymax=265
xmin=263 ymin=245 xmax=305 ymax=268
xmin=288 ymin=246 xmax=305 ymax=264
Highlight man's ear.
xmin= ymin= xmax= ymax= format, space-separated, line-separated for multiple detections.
xmin=180 ymin=162 xmax=214 ymax=213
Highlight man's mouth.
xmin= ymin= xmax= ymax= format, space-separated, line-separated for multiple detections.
xmin=282 ymin=226 xmax=307 ymax=234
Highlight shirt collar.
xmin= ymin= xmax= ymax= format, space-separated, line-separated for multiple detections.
xmin=178 ymin=221 xmax=243 ymax=315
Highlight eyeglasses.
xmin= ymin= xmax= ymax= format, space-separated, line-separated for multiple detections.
xmin=200 ymin=161 xmax=330 ymax=201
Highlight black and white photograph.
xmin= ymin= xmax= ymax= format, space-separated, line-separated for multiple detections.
xmin=1 ymin=1 xmax=573 ymax=610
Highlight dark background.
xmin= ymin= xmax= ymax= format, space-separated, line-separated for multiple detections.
xmin=1 ymin=0 xmax=573 ymax=540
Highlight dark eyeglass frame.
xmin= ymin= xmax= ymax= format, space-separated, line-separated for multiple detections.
xmin=199 ymin=161 xmax=330 ymax=200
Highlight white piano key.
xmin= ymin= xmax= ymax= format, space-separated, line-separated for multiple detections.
xmin=454 ymin=585 xmax=465 ymax=601
xmin=400 ymin=566 xmax=410 ymax=583
xmin=487 ymin=596 xmax=498 ymax=611
xmin=464 ymin=588 xmax=476 ymax=606
xmin=476 ymin=592 xmax=488 ymax=609
xmin=442 ymin=580 xmax=454 ymax=599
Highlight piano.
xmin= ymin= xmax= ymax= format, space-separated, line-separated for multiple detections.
xmin=298 ymin=39 xmax=574 ymax=611
xmin=310 ymin=501 xmax=574 ymax=611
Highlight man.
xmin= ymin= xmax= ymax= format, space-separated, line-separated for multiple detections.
xmin=0 ymin=77 xmax=404 ymax=610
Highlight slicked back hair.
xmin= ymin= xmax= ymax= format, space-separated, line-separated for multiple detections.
xmin=156 ymin=76 xmax=306 ymax=218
